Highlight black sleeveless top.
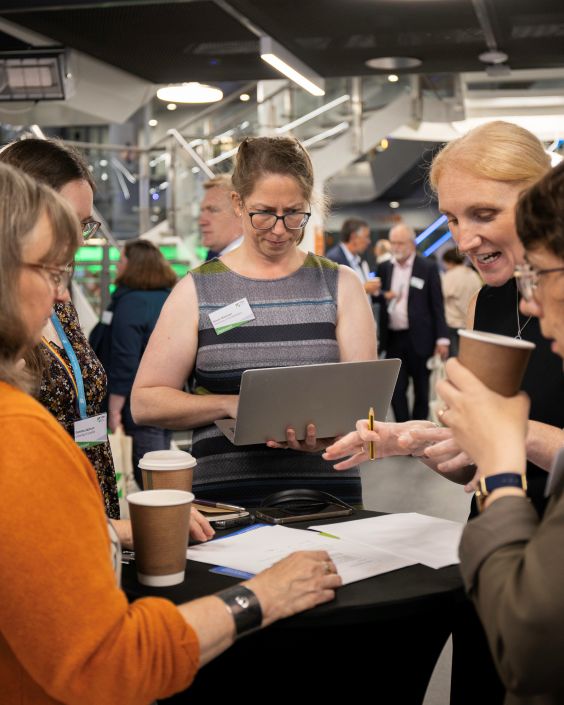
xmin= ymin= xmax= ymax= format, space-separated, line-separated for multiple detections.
xmin=474 ymin=278 xmax=564 ymax=515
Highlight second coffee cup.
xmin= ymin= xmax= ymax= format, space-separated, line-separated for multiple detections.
xmin=457 ymin=329 xmax=535 ymax=397
xmin=138 ymin=449 xmax=196 ymax=492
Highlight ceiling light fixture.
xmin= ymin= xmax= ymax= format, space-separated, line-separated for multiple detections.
xmin=166 ymin=103 xmax=177 ymax=111
xmin=260 ymin=36 xmax=325 ymax=97
xmin=366 ymin=56 xmax=422 ymax=71
xmin=148 ymin=119 xmax=158 ymax=127
xmin=389 ymin=201 xmax=400 ymax=209
xmin=157 ymin=82 xmax=223 ymax=104
xmin=387 ymin=74 xmax=399 ymax=83
xmin=239 ymin=93 xmax=250 ymax=102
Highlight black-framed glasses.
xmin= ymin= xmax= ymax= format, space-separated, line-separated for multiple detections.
xmin=246 ymin=210 xmax=311 ymax=231
xmin=515 ymin=263 xmax=564 ymax=301
xmin=22 ymin=262 xmax=73 ymax=296
xmin=82 ymin=219 xmax=101 ymax=240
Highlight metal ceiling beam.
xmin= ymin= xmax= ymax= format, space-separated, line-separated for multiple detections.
xmin=471 ymin=0 xmax=500 ymax=52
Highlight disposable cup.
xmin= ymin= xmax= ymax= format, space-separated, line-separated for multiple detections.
xmin=457 ymin=329 xmax=535 ymax=397
xmin=138 ymin=449 xmax=196 ymax=492
xmin=127 ymin=489 xmax=193 ymax=587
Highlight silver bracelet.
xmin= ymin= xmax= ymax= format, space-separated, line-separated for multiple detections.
xmin=217 ymin=585 xmax=263 ymax=638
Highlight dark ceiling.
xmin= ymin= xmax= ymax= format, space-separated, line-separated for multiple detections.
xmin=0 ymin=0 xmax=563 ymax=84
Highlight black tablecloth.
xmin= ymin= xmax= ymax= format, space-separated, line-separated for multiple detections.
xmin=123 ymin=510 xmax=465 ymax=703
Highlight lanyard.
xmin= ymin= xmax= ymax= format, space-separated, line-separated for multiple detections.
xmin=44 ymin=312 xmax=88 ymax=420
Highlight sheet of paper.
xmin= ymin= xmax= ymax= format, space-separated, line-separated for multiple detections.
xmin=310 ymin=513 xmax=464 ymax=569
xmin=187 ymin=524 xmax=415 ymax=585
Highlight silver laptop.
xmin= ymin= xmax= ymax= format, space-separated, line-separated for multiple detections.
xmin=215 ymin=359 xmax=401 ymax=445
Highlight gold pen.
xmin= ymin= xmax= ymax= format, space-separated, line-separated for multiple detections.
xmin=368 ymin=406 xmax=375 ymax=460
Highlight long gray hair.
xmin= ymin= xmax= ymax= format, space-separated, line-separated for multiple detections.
xmin=0 ymin=163 xmax=80 ymax=391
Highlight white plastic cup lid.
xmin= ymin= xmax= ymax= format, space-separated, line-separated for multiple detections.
xmin=127 ymin=489 xmax=195 ymax=507
xmin=138 ymin=449 xmax=197 ymax=471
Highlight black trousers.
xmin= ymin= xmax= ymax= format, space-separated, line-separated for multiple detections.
xmin=387 ymin=329 xmax=431 ymax=422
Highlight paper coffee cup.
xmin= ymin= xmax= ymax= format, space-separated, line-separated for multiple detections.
xmin=138 ymin=449 xmax=196 ymax=492
xmin=127 ymin=489 xmax=193 ymax=587
xmin=457 ymin=329 xmax=535 ymax=397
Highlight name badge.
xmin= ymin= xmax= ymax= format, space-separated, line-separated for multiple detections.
xmin=209 ymin=298 xmax=255 ymax=335
xmin=545 ymin=447 xmax=564 ymax=497
xmin=410 ymin=276 xmax=425 ymax=290
xmin=101 ymin=310 xmax=113 ymax=325
xmin=74 ymin=413 xmax=108 ymax=447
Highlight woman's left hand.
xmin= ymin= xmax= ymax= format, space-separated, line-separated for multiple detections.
xmin=190 ymin=508 xmax=215 ymax=542
xmin=266 ymin=424 xmax=335 ymax=453
xmin=436 ymin=358 xmax=530 ymax=474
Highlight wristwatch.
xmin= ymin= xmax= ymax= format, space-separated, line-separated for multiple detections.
xmin=475 ymin=472 xmax=528 ymax=512
xmin=217 ymin=585 xmax=263 ymax=638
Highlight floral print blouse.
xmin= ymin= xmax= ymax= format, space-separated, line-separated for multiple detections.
xmin=38 ymin=301 xmax=119 ymax=519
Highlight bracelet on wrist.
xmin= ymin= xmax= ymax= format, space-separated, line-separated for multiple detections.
xmin=217 ymin=585 xmax=263 ymax=638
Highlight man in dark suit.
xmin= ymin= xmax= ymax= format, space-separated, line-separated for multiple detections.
xmin=325 ymin=218 xmax=381 ymax=298
xmin=379 ymin=223 xmax=449 ymax=421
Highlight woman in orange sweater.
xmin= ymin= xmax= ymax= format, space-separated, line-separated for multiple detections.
xmin=0 ymin=163 xmax=341 ymax=705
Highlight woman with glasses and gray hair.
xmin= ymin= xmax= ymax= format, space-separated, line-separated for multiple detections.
xmin=132 ymin=136 xmax=376 ymax=508
xmin=0 ymin=161 xmax=342 ymax=705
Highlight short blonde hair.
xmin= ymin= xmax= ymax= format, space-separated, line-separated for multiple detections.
xmin=203 ymin=174 xmax=233 ymax=191
xmin=430 ymin=121 xmax=551 ymax=191
xmin=0 ymin=163 xmax=81 ymax=391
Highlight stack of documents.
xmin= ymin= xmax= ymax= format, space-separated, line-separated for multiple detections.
xmin=187 ymin=513 xmax=464 ymax=586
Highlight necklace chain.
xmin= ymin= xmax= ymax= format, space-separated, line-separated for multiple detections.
xmin=515 ymin=286 xmax=532 ymax=340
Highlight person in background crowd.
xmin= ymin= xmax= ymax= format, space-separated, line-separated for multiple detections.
xmin=132 ymin=136 xmax=376 ymax=508
xmin=377 ymin=222 xmax=449 ymax=421
xmin=106 ymin=239 xmax=177 ymax=487
xmin=438 ymin=157 xmax=564 ymax=705
xmin=374 ymin=237 xmax=393 ymax=264
xmin=325 ymin=217 xmax=381 ymax=298
xmin=0 ymin=159 xmax=342 ymax=705
xmin=441 ymin=248 xmax=482 ymax=356
xmin=199 ymin=174 xmax=242 ymax=261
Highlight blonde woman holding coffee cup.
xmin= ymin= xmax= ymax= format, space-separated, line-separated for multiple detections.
xmin=0 ymin=163 xmax=341 ymax=705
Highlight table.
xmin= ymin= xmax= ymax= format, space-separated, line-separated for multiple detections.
xmin=123 ymin=510 xmax=465 ymax=704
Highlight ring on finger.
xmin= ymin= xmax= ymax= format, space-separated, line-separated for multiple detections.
xmin=324 ymin=560 xmax=333 ymax=575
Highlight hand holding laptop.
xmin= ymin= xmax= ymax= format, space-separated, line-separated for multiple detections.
xmin=266 ymin=422 xmax=336 ymax=453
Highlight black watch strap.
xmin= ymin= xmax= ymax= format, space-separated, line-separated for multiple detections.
xmin=217 ymin=585 xmax=263 ymax=638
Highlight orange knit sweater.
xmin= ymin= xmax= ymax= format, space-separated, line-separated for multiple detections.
xmin=0 ymin=381 xmax=200 ymax=705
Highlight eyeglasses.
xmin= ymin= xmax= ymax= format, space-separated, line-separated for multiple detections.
xmin=82 ymin=219 xmax=101 ymax=240
xmin=22 ymin=262 xmax=73 ymax=296
xmin=514 ymin=263 xmax=564 ymax=301
xmin=246 ymin=210 xmax=311 ymax=230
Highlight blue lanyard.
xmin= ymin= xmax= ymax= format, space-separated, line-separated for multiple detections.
xmin=50 ymin=312 xmax=88 ymax=420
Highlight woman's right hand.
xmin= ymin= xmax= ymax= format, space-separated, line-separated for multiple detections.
xmin=245 ymin=551 xmax=341 ymax=627
xmin=323 ymin=419 xmax=439 ymax=470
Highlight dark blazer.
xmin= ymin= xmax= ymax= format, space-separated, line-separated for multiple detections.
xmin=378 ymin=254 xmax=448 ymax=358
xmin=325 ymin=243 xmax=350 ymax=267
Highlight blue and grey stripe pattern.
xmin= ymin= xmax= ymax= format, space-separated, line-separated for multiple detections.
xmin=189 ymin=253 xmax=361 ymax=507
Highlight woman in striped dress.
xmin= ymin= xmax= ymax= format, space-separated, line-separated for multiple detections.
xmin=132 ymin=136 xmax=377 ymax=506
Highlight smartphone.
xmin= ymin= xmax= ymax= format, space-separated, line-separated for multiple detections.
xmin=254 ymin=504 xmax=353 ymax=525
xmin=210 ymin=513 xmax=254 ymax=530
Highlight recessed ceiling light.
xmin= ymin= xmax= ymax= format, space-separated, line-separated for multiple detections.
xmin=387 ymin=74 xmax=399 ymax=83
xmin=148 ymin=119 xmax=158 ymax=127
xmin=239 ymin=93 xmax=251 ymax=102
xmin=366 ymin=57 xmax=422 ymax=70
xmin=157 ymin=82 xmax=223 ymax=104
xmin=478 ymin=50 xmax=508 ymax=65
xmin=389 ymin=201 xmax=400 ymax=209
xmin=166 ymin=103 xmax=177 ymax=111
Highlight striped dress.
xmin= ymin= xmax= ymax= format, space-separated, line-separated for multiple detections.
xmin=190 ymin=252 xmax=362 ymax=507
